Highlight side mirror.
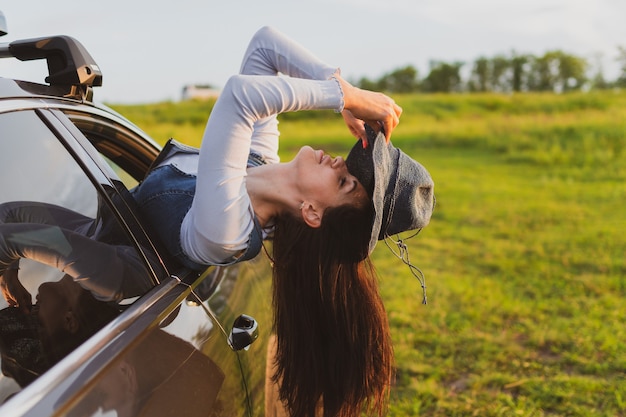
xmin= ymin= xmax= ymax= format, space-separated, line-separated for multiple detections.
xmin=0 ymin=11 xmax=7 ymax=37
xmin=228 ymin=314 xmax=259 ymax=351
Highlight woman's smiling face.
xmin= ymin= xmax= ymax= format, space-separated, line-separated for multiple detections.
xmin=292 ymin=146 xmax=367 ymax=211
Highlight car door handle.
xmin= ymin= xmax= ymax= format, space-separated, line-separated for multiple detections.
xmin=228 ymin=314 xmax=259 ymax=351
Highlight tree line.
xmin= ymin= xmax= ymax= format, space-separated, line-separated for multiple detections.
xmin=356 ymin=47 xmax=626 ymax=93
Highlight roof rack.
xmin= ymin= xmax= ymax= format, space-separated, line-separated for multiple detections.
xmin=0 ymin=35 xmax=103 ymax=100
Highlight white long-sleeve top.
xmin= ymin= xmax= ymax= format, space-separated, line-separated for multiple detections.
xmin=177 ymin=26 xmax=344 ymax=265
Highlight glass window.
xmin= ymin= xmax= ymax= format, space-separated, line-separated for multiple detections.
xmin=0 ymin=110 xmax=155 ymax=401
xmin=62 ymin=110 xmax=158 ymax=189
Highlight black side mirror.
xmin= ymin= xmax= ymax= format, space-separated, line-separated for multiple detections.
xmin=228 ymin=314 xmax=259 ymax=351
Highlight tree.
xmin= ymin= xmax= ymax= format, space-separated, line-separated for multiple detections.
xmin=467 ymin=53 xmax=532 ymax=92
xmin=589 ymin=52 xmax=610 ymax=90
xmin=528 ymin=50 xmax=587 ymax=92
xmin=530 ymin=52 xmax=558 ymax=91
xmin=422 ymin=60 xmax=464 ymax=93
xmin=382 ymin=65 xmax=419 ymax=93
xmin=357 ymin=76 xmax=381 ymax=92
xmin=490 ymin=55 xmax=510 ymax=92
xmin=468 ymin=57 xmax=489 ymax=92
xmin=616 ymin=46 xmax=626 ymax=88
xmin=510 ymin=53 xmax=532 ymax=92
xmin=558 ymin=52 xmax=587 ymax=91
xmin=355 ymin=49 xmax=595 ymax=94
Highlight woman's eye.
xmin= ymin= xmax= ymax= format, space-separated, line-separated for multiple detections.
xmin=340 ymin=177 xmax=346 ymax=186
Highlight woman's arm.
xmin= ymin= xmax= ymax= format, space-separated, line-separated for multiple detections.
xmin=240 ymin=26 xmax=339 ymax=81
xmin=240 ymin=26 xmax=401 ymax=142
xmin=181 ymin=74 xmax=344 ymax=265
xmin=240 ymin=26 xmax=342 ymax=164
xmin=180 ymin=28 xmax=401 ymax=265
xmin=0 ymin=223 xmax=149 ymax=303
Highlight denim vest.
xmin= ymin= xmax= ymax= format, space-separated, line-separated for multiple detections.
xmin=131 ymin=139 xmax=264 ymax=271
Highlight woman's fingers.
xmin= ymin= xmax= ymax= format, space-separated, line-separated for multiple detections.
xmin=380 ymin=101 xmax=402 ymax=141
xmin=341 ymin=110 xmax=366 ymax=141
xmin=1 ymin=269 xmax=32 ymax=313
xmin=338 ymin=77 xmax=402 ymax=142
xmin=363 ymin=103 xmax=401 ymax=142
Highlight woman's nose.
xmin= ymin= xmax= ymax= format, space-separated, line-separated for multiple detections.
xmin=332 ymin=156 xmax=345 ymax=168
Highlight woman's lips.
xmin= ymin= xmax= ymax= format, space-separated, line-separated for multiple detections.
xmin=316 ymin=149 xmax=324 ymax=163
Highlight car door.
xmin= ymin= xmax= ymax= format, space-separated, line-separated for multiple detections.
xmin=0 ymin=104 xmax=270 ymax=416
xmin=0 ymin=106 xmax=159 ymax=406
xmin=59 ymin=105 xmax=275 ymax=416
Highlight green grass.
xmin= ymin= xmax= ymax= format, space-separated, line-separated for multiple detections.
xmin=110 ymin=90 xmax=626 ymax=416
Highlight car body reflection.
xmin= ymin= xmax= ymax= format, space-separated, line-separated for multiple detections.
xmin=65 ymin=327 xmax=225 ymax=417
xmin=0 ymin=276 xmax=120 ymax=387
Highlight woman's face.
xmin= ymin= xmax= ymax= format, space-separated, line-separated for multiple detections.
xmin=292 ymin=145 xmax=367 ymax=210
xmin=35 ymin=275 xmax=83 ymax=343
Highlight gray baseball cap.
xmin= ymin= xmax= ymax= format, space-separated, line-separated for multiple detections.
xmin=346 ymin=126 xmax=435 ymax=254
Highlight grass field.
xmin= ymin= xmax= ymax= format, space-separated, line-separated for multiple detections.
xmin=111 ymin=90 xmax=626 ymax=416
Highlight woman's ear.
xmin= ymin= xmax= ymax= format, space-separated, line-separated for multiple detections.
xmin=301 ymin=202 xmax=322 ymax=228
xmin=64 ymin=311 xmax=80 ymax=334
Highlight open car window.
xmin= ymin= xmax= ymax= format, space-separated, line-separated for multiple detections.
xmin=0 ymin=110 xmax=156 ymax=400
xmin=62 ymin=109 xmax=159 ymax=190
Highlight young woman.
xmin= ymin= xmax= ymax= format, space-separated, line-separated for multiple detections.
xmin=131 ymin=26 xmax=435 ymax=417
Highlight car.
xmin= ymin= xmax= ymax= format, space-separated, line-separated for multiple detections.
xmin=0 ymin=11 xmax=273 ymax=417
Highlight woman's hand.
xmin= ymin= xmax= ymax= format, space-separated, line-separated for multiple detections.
xmin=341 ymin=110 xmax=366 ymax=142
xmin=336 ymin=76 xmax=402 ymax=142
xmin=1 ymin=268 xmax=32 ymax=314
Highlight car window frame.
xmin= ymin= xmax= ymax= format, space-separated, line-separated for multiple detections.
xmin=44 ymin=106 xmax=172 ymax=281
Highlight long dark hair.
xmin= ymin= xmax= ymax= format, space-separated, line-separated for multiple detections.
xmin=271 ymin=203 xmax=393 ymax=417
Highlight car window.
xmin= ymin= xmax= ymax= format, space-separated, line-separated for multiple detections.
xmin=100 ymin=156 xmax=140 ymax=189
xmin=62 ymin=109 xmax=159 ymax=189
xmin=58 ymin=109 xmax=189 ymax=277
xmin=0 ymin=110 xmax=156 ymax=401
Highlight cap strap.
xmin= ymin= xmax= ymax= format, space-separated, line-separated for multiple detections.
xmin=384 ymin=230 xmax=427 ymax=305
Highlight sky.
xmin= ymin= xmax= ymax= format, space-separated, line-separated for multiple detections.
xmin=1 ymin=0 xmax=625 ymax=104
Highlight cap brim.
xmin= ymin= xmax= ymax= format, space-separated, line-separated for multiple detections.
xmin=347 ymin=127 xmax=435 ymax=254
xmin=346 ymin=127 xmax=390 ymax=254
